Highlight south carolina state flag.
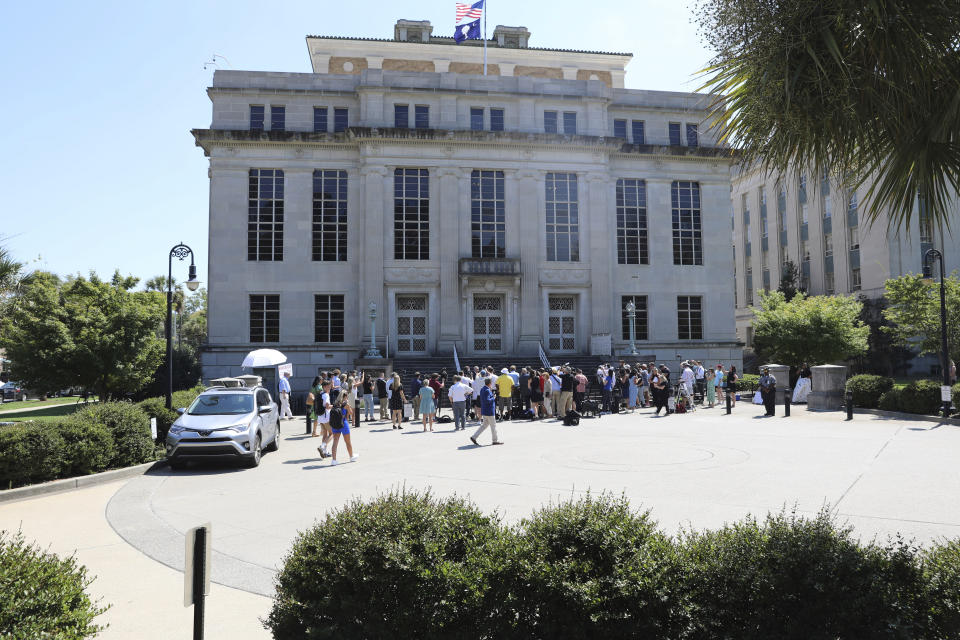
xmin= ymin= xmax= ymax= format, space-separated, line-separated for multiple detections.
xmin=453 ymin=0 xmax=483 ymax=43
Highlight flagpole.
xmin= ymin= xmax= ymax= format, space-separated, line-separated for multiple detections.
xmin=483 ymin=0 xmax=487 ymax=76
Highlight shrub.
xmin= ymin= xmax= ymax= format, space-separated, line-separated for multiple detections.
xmin=739 ymin=373 xmax=760 ymax=392
xmin=502 ymin=493 xmax=683 ymax=640
xmin=266 ymin=489 xmax=504 ymax=640
xmin=136 ymin=397 xmax=178 ymax=443
xmin=171 ymin=384 xmax=205 ymax=411
xmin=0 ymin=529 xmax=107 ymax=638
xmin=677 ymin=508 xmax=928 ymax=640
xmin=899 ymin=380 xmax=943 ymax=415
xmin=73 ymin=402 xmax=154 ymax=468
xmin=0 ymin=424 xmax=64 ymax=488
xmin=924 ymin=539 xmax=960 ymax=638
xmin=846 ymin=374 xmax=894 ymax=409
xmin=57 ymin=419 xmax=115 ymax=477
xmin=879 ymin=388 xmax=903 ymax=412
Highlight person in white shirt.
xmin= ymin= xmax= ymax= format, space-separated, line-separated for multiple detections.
xmin=278 ymin=371 xmax=293 ymax=420
xmin=680 ymin=362 xmax=695 ymax=400
xmin=694 ymin=362 xmax=706 ymax=404
xmin=448 ymin=375 xmax=474 ymax=431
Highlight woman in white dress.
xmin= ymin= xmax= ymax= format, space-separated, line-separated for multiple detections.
xmin=792 ymin=363 xmax=812 ymax=403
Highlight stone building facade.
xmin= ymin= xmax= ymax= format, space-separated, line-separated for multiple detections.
xmin=731 ymin=164 xmax=959 ymax=366
xmin=194 ymin=21 xmax=740 ymax=386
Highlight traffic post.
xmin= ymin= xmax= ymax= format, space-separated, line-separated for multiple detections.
xmin=184 ymin=524 xmax=211 ymax=640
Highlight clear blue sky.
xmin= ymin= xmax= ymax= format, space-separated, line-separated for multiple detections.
xmin=0 ymin=0 xmax=712 ymax=287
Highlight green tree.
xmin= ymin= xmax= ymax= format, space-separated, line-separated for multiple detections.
xmin=695 ymin=0 xmax=960 ymax=230
xmin=882 ymin=274 xmax=960 ymax=369
xmin=751 ymin=290 xmax=869 ymax=366
xmin=0 ymin=271 xmax=165 ymax=399
xmin=777 ymin=259 xmax=802 ymax=301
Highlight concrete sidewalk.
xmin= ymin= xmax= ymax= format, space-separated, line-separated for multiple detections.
xmin=0 ymin=481 xmax=270 ymax=639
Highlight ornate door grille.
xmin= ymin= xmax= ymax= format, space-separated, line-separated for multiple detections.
xmin=396 ymin=295 xmax=427 ymax=353
xmin=472 ymin=295 xmax=503 ymax=352
xmin=548 ymin=295 xmax=576 ymax=351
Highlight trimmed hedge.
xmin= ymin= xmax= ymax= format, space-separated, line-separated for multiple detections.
xmin=57 ymin=420 xmax=115 ymax=477
xmin=0 ymin=530 xmax=107 ymax=638
xmin=73 ymin=403 xmax=153 ymax=468
xmin=137 ymin=384 xmax=204 ymax=443
xmin=879 ymin=388 xmax=903 ymax=412
xmin=738 ymin=373 xmax=760 ymax=393
xmin=0 ymin=424 xmax=65 ymax=488
xmin=846 ymin=374 xmax=894 ymax=409
xmin=899 ymin=380 xmax=944 ymax=415
xmin=267 ymin=493 xmax=960 ymax=640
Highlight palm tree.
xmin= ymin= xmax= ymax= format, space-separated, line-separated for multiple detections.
xmin=695 ymin=0 xmax=960 ymax=230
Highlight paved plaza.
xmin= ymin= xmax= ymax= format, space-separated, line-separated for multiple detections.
xmin=2 ymin=403 xmax=959 ymax=639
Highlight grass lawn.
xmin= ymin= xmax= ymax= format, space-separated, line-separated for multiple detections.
xmin=0 ymin=396 xmax=96 ymax=412
xmin=0 ymin=403 xmax=89 ymax=422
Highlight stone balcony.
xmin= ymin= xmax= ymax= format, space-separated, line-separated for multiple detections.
xmin=458 ymin=257 xmax=521 ymax=276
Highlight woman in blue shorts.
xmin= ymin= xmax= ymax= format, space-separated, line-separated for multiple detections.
xmin=329 ymin=399 xmax=359 ymax=466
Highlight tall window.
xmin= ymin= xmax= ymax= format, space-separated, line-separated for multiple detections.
xmin=851 ymin=268 xmax=861 ymax=291
xmin=490 ymin=108 xmax=504 ymax=131
xmin=677 ymin=296 xmax=703 ymax=340
xmin=470 ymin=108 xmax=484 ymax=131
xmin=759 ymin=188 xmax=768 ymax=237
xmin=799 ymin=174 xmax=809 ymax=224
xmin=415 ymin=105 xmax=429 ymax=129
xmin=615 ymin=179 xmax=648 ymax=265
xmin=823 ymin=194 xmax=832 ymax=219
xmin=824 ymin=233 xmax=833 ymax=257
xmin=333 ymin=108 xmax=348 ymax=132
xmin=270 ymin=105 xmax=285 ymax=131
xmin=686 ymin=123 xmax=699 ymax=147
xmin=313 ymin=106 xmax=328 ymax=133
xmin=312 ymin=170 xmax=348 ymax=262
xmin=669 ymin=122 xmax=682 ymax=145
xmin=742 ymin=193 xmax=752 ymax=257
xmin=248 ymin=169 xmax=284 ymax=261
xmin=249 ymin=295 xmax=279 ymax=343
xmin=563 ymin=112 xmax=577 ymax=134
xmin=777 ymin=182 xmax=788 ymax=239
xmin=621 ymin=295 xmax=648 ymax=341
xmin=849 ymin=226 xmax=860 ymax=251
xmin=471 ymin=170 xmax=505 ymax=258
xmin=314 ymin=295 xmax=345 ymax=342
xmin=545 ymin=173 xmax=579 ymax=262
xmin=631 ymin=120 xmax=645 ymax=144
xmin=249 ymin=105 xmax=264 ymax=131
xmin=544 ymin=111 xmax=558 ymax=133
xmin=825 ymin=271 xmax=835 ymax=294
xmin=613 ymin=119 xmax=627 ymax=140
xmin=394 ymin=104 xmax=409 ymax=128
xmin=672 ymin=181 xmax=703 ymax=265
xmin=394 ymin=168 xmax=430 ymax=260
xmin=745 ymin=266 xmax=754 ymax=305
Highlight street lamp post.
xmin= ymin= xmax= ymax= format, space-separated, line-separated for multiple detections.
xmin=365 ymin=301 xmax=383 ymax=358
xmin=923 ymin=248 xmax=952 ymax=419
xmin=166 ymin=243 xmax=200 ymax=410
xmin=625 ymin=301 xmax=638 ymax=356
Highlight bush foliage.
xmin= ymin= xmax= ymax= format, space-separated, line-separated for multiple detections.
xmin=137 ymin=384 xmax=203 ymax=443
xmin=73 ymin=403 xmax=153 ymax=468
xmin=0 ymin=529 xmax=107 ymax=638
xmin=846 ymin=374 xmax=895 ymax=409
xmin=267 ymin=493 xmax=960 ymax=639
xmin=898 ymin=380 xmax=944 ymax=416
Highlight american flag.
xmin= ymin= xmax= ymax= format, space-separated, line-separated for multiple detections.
xmin=456 ymin=0 xmax=483 ymax=24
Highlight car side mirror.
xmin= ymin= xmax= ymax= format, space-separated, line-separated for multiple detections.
xmin=259 ymin=405 xmax=272 ymax=414
xmin=176 ymin=408 xmax=186 ymax=415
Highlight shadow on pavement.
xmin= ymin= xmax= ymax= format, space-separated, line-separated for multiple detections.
xmin=147 ymin=460 xmax=248 ymax=477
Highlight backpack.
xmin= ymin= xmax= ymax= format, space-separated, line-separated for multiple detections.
xmin=328 ymin=389 xmax=341 ymax=406
xmin=328 ymin=406 xmax=344 ymax=430
xmin=563 ymin=410 xmax=581 ymax=426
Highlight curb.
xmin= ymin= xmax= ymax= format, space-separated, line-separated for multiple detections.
xmin=0 ymin=460 xmax=166 ymax=504
xmin=854 ymin=408 xmax=960 ymax=426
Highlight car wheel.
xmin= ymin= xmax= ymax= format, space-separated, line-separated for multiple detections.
xmin=246 ymin=434 xmax=262 ymax=467
xmin=265 ymin=423 xmax=280 ymax=452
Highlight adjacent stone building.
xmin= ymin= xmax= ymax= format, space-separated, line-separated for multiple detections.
xmin=194 ymin=21 xmax=740 ymax=386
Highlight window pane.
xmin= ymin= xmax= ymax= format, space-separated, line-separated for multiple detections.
xmin=415 ymin=105 xmax=429 ymax=129
xmin=394 ymin=104 xmax=409 ymax=129
xmin=671 ymin=181 xmax=702 ymax=266
xmin=394 ymin=168 xmax=430 ymax=260
xmin=545 ymin=173 xmax=579 ymax=262
xmin=613 ymin=119 xmax=627 ymax=140
xmin=669 ymin=122 xmax=682 ymax=146
xmin=544 ymin=111 xmax=558 ymax=133
xmin=490 ymin=108 xmax=504 ymax=131
xmin=631 ymin=120 xmax=645 ymax=144
xmin=563 ymin=112 xmax=577 ymax=134
xmin=248 ymin=169 xmax=284 ymax=262
xmin=249 ymin=105 xmax=264 ymax=131
xmin=313 ymin=106 xmax=327 ymax=132
xmin=334 ymin=108 xmax=348 ymax=132
xmin=312 ymin=170 xmax=348 ymax=262
xmin=616 ymin=179 xmax=648 ymax=265
xmin=271 ymin=105 xmax=285 ymax=131
xmin=470 ymin=108 xmax=484 ymax=131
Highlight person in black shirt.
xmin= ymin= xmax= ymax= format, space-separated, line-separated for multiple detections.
xmin=519 ymin=368 xmax=531 ymax=410
xmin=361 ymin=373 xmax=375 ymax=422
xmin=376 ymin=374 xmax=388 ymax=421
xmin=557 ymin=367 xmax=576 ymax=419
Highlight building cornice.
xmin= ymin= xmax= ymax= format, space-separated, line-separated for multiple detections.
xmin=191 ymin=127 xmax=733 ymax=163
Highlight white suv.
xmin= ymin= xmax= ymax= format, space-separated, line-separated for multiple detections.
xmin=166 ymin=385 xmax=280 ymax=469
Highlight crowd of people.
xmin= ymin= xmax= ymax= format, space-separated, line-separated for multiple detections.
xmin=295 ymin=360 xmax=757 ymax=459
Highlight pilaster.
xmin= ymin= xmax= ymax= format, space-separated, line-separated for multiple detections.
xmin=586 ymin=172 xmax=611 ymax=334
xmin=438 ymin=167 xmax=463 ymax=346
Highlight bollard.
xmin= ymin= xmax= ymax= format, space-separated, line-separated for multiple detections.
xmin=784 ymin=386 xmax=791 ymax=417
xmin=355 ymin=397 xmax=361 ymax=424
xmin=725 ymin=388 xmax=732 ymax=415
xmin=845 ymin=390 xmax=854 ymax=421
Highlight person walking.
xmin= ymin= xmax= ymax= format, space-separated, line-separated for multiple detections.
xmin=759 ymin=366 xmax=777 ymax=416
xmin=278 ymin=371 xmax=294 ymax=420
xmin=361 ymin=372 xmax=375 ymax=422
xmin=727 ymin=366 xmax=740 ymax=408
xmin=601 ymin=367 xmax=615 ymax=413
xmin=376 ymin=373 xmax=389 ymax=421
xmin=496 ymin=368 xmax=514 ymax=420
xmin=705 ymin=366 xmax=716 ymax=408
xmin=419 ymin=375 xmax=437 ymax=432
xmin=470 ymin=377 xmax=503 ymax=446
xmin=305 ymin=375 xmax=321 ymax=435
xmin=343 ymin=375 xmax=357 ymax=425
xmin=326 ymin=393 xmax=358 ymax=466
xmin=448 ymin=374 xmax=473 ymax=431
xmin=650 ymin=367 xmax=666 ymax=415
xmin=389 ymin=374 xmax=405 ymax=429
xmin=314 ymin=380 xmax=334 ymax=458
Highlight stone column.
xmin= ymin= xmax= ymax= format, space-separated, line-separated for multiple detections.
xmin=762 ymin=363 xmax=790 ymax=404
xmin=807 ymin=364 xmax=847 ymax=411
xmin=438 ymin=167 xmax=462 ymax=350
xmin=516 ymin=170 xmax=541 ymax=353
xmin=586 ymin=172 xmax=611 ymax=334
xmin=359 ymin=165 xmax=389 ymax=348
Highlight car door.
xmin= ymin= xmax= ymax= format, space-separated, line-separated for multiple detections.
xmin=257 ymin=388 xmax=278 ymax=442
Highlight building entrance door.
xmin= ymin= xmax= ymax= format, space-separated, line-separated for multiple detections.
xmin=548 ymin=295 xmax=576 ymax=352
xmin=396 ymin=295 xmax=427 ymax=354
xmin=472 ymin=295 xmax=503 ymax=353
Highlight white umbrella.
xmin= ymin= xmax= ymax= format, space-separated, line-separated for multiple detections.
xmin=241 ymin=348 xmax=287 ymax=368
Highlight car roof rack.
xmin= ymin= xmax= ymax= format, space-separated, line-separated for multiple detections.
xmin=207 ymin=377 xmax=246 ymax=389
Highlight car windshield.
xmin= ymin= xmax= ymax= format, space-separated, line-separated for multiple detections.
xmin=187 ymin=394 xmax=255 ymax=415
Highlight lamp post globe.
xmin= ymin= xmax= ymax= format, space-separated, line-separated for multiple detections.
xmin=166 ymin=243 xmax=200 ymax=410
